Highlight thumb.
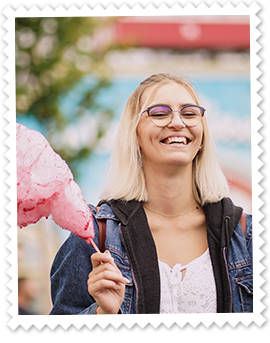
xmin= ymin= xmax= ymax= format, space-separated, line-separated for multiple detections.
xmin=104 ymin=250 xmax=121 ymax=272
xmin=91 ymin=251 xmax=113 ymax=268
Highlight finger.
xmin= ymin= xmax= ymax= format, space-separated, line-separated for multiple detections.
xmin=103 ymin=251 xmax=123 ymax=274
xmin=91 ymin=251 xmax=122 ymax=277
xmin=88 ymin=278 xmax=123 ymax=294
xmin=91 ymin=251 xmax=113 ymax=268
xmin=88 ymin=265 xmax=114 ymax=285
xmin=100 ymin=270 xmax=130 ymax=284
xmin=89 ymin=258 xmax=120 ymax=278
xmin=89 ymin=251 xmax=130 ymax=284
xmin=88 ymin=262 xmax=114 ymax=276
xmin=88 ymin=268 xmax=130 ymax=286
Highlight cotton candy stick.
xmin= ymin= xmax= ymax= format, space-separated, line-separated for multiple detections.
xmin=89 ymin=238 xmax=100 ymax=253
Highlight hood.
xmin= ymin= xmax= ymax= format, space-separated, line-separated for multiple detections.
xmin=203 ymin=197 xmax=243 ymax=250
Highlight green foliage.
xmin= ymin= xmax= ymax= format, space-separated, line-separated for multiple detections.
xmin=16 ymin=17 xmax=118 ymax=177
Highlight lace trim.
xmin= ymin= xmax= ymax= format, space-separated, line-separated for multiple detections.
xmin=158 ymin=248 xmax=217 ymax=313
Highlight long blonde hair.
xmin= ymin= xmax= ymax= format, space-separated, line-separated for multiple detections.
xmin=100 ymin=73 xmax=229 ymax=205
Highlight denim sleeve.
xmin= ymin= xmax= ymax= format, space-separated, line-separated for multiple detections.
xmin=50 ymin=232 xmax=99 ymax=315
xmin=79 ymin=303 xmax=123 ymax=315
xmin=245 ymin=214 xmax=253 ymax=264
xmin=228 ymin=214 xmax=253 ymax=312
xmin=79 ymin=302 xmax=99 ymax=315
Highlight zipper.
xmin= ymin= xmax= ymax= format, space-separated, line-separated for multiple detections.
xmin=119 ymin=223 xmax=139 ymax=314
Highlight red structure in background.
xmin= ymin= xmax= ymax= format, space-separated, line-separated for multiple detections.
xmin=114 ymin=19 xmax=250 ymax=50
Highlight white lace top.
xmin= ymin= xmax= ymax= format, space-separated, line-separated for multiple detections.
xmin=158 ymin=248 xmax=217 ymax=313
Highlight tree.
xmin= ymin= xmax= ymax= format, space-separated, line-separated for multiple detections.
xmin=16 ymin=17 xmax=118 ymax=177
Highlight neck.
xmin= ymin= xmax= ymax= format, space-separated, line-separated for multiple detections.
xmin=142 ymin=163 xmax=198 ymax=216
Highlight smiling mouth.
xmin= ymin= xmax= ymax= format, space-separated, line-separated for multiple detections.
xmin=161 ymin=136 xmax=190 ymax=145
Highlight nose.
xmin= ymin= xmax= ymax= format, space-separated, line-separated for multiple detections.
xmin=167 ymin=111 xmax=186 ymax=129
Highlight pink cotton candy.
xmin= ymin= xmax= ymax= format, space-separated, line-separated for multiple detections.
xmin=17 ymin=123 xmax=94 ymax=244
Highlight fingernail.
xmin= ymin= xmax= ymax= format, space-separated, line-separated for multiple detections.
xmin=123 ymin=277 xmax=130 ymax=284
xmin=104 ymin=250 xmax=112 ymax=260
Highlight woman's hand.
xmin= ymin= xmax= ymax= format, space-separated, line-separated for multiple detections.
xmin=87 ymin=251 xmax=129 ymax=314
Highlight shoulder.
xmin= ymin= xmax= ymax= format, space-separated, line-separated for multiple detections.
xmin=229 ymin=213 xmax=252 ymax=263
xmin=91 ymin=203 xmax=118 ymax=221
xmin=232 ymin=213 xmax=252 ymax=241
xmin=245 ymin=214 xmax=252 ymax=238
xmin=242 ymin=213 xmax=252 ymax=252
xmin=236 ymin=213 xmax=252 ymax=243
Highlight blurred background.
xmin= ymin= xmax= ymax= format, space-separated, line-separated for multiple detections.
xmin=16 ymin=15 xmax=251 ymax=314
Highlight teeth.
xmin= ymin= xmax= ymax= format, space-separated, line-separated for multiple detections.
xmin=166 ymin=137 xmax=188 ymax=145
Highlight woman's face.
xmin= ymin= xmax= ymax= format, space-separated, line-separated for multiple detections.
xmin=137 ymin=81 xmax=204 ymax=170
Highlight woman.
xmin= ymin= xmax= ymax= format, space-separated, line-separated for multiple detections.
xmin=50 ymin=73 xmax=253 ymax=314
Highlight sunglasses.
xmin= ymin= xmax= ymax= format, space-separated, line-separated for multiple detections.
xmin=141 ymin=104 xmax=205 ymax=127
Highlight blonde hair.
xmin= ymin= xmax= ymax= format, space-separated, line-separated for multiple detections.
xmin=100 ymin=73 xmax=229 ymax=205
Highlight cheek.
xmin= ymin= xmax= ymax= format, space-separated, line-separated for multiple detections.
xmin=137 ymin=120 xmax=155 ymax=147
xmin=136 ymin=124 xmax=150 ymax=156
xmin=195 ymin=124 xmax=204 ymax=144
xmin=136 ymin=123 xmax=144 ymax=149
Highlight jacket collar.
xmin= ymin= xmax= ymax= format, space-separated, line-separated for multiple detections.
xmin=93 ymin=202 xmax=118 ymax=221
xmin=97 ymin=199 xmax=140 ymax=224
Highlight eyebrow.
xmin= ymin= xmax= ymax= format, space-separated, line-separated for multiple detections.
xmin=149 ymin=103 xmax=198 ymax=108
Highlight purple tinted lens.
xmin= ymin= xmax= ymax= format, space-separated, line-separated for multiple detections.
xmin=149 ymin=106 xmax=171 ymax=115
xmin=181 ymin=106 xmax=202 ymax=115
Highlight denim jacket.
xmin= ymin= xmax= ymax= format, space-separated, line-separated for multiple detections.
xmin=50 ymin=198 xmax=252 ymax=314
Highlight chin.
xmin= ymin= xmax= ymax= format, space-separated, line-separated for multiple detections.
xmin=165 ymin=158 xmax=193 ymax=167
xmin=163 ymin=152 xmax=193 ymax=164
